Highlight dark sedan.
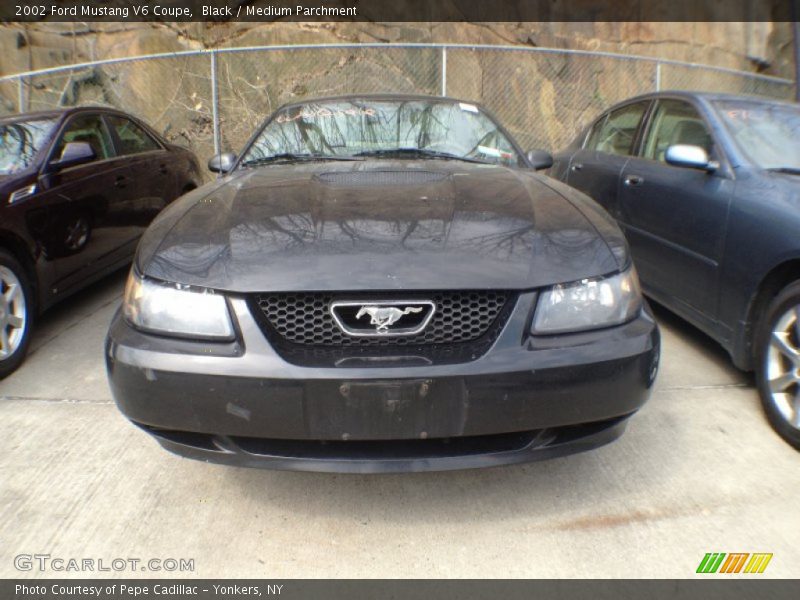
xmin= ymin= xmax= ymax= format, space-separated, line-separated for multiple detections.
xmin=0 ymin=107 xmax=202 ymax=377
xmin=550 ymin=91 xmax=800 ymax=449
xmin=106 ymin=94 xmax=659 ymax=473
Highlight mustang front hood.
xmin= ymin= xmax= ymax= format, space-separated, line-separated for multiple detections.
xmin=139 ymin=160 xmax=620 ymax=292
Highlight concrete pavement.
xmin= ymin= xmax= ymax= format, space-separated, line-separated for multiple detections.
xmin=1 ymin=270 xmax=798 ymax=578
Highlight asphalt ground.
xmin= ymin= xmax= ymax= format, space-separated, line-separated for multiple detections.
xmin=1 ymin=269 xmax=798 ymax=578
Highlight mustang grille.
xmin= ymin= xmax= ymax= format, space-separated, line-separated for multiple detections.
xmin=251 ymin=290 xmax=512 ymax=347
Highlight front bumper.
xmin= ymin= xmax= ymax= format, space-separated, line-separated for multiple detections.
xmin=106 ymin=293 xmax=660 ymax=473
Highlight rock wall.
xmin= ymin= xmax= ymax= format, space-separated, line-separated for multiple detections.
xmin=1 ymin=21 xmax=794 ymax=77
xmin=0 ymin=21 xmax=794 ymax=161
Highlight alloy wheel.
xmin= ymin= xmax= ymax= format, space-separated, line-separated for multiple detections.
xmin=765 ymin=304 xmax=800 ymax=430
xmin=0 ymin=265 xmax=27 ymax=361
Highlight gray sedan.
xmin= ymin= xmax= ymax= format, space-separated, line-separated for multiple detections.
xmin=550 ymin=91 xmax=800 ymax=449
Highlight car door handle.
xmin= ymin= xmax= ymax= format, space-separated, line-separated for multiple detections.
xmin=571 ymin=163 xmax=583 ymax=172
xmin=159 ymin=163 xmax=169 ymax=175
xmin=114 ymin=175 xmax=128 ymax=189
xmin=624 ymin=174 xmax=644 ymax=187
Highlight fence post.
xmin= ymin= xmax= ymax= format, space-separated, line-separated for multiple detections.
xmin=17 ymin=76 xmax=26 ymax=112
xmin=210 ymin=50 xmax=221 ymax=157
xmin=792 ymin=0 xmax=799 ymax=101
xmin=655 ymin=62 xmax=661 ymax=92
xmin=441 ymin=46 xmax=447 ymax=96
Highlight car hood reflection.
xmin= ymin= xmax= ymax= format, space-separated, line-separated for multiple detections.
xmin=142 ymin=159 xmax=618 ymax=291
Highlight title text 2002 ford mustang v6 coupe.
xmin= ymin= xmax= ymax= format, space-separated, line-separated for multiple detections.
xmin=106 ymin=95 xmax=660 ymax=473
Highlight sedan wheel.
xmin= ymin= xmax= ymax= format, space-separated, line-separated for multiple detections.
xmin=0 ymin=265 xmax=27 ymax=358
xmin=765 ymin=307 xmax=800 ymax=426
xmin=757 ymin=280 xmax=800 ymax=449
xmin=0 ymin=251 xmax=33 ymax=378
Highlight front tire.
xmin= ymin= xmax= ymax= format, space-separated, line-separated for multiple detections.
xmin=0 ymin=250 xmax=33 ymax=379
xmin=755 ymin=280 xmax=800 ymax=449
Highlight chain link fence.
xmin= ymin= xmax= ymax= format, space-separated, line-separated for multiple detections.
xmin=0 ymin=43 xmax=795 ymax=174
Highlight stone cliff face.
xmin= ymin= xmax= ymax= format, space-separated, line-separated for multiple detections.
xmin=2 ymin=21 xmax=793 ymax=79
xmin=0 ymin=21 xmax=794 ymax=162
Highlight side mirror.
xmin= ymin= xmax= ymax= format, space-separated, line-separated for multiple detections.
xmin=208 ymin=152 xmax=236 ymax=174
xmin=665 ymin=144 xmax=718 ymax=172
xmin=51 ymin=142 xmax=96 ymax=170
xmin=526 ymin=149 xmax=554 ymax=170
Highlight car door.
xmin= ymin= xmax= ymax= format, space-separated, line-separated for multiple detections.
xmin=105 ymin=114 xmax=177 ymax=229
xmin=617 ymin=98 xmax=735 ymax=326
xmin=32 ymin=112 xmax=138 ymax=295
xmin=565 ymin=100 xmax=651 ymax=219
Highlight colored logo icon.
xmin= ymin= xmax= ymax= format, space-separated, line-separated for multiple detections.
xmin=696 ymin=553 xmax=773 ymax=574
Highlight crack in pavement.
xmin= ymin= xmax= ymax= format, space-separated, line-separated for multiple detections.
xmin=27 ymin=292 xmax=123 ymax=358
xmin=659 ymin=383 xmax=752 ymax=391
xmin=0 ymin=395 xmax=113 ymax=405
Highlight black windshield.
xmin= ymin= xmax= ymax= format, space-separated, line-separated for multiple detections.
xmin=0 ymin=118 xmax=57 ymax=175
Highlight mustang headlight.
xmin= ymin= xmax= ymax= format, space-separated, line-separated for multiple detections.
xmin=123 ymin=270 xmax=234 ymax=340
xmin=532 ymin=267 xmax=642 ymax=335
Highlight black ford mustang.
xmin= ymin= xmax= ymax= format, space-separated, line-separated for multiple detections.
xmin=106 ymin=95 xmax=660 ymax=472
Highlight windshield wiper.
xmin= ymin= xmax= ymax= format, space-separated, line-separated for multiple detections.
xmin=241 ymin=153 xmax=361 ymax=166
xmin=352 ymin=148 xmax=486 ymax=164
xmin=767 ymin=167 xmax=800 ymax=176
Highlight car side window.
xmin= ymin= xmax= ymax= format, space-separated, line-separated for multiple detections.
xmin=107 ymin=116 xmax=160 ymax=156
xmin=584 ymin=102 xmax=648 ymax=156
xmin=583 ymin=116 xmax=607 ymax=150
xmin=643 ymin=100 xmax=714 ymax=162
xmin=52 ymin=114 xmax=115 ymax=163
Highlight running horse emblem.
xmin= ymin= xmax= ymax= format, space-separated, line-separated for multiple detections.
xmin=356 ymin=305 xmax=423 ymax=332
